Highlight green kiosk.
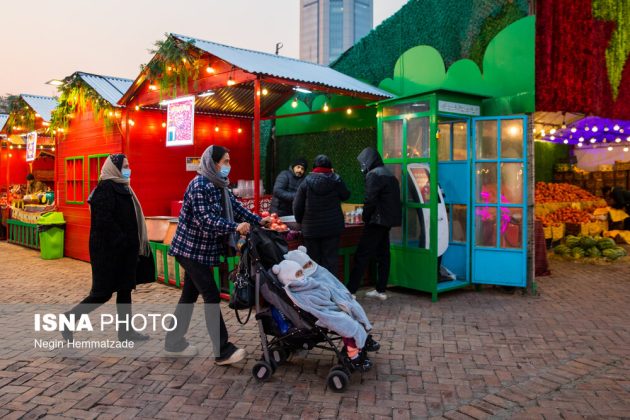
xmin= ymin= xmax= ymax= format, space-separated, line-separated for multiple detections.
xmin=377 ymin=90 xmax=529 ymax=301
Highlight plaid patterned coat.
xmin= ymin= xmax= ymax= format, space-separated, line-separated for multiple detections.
xmin=169 ymin=175 xmax=261 ymax=266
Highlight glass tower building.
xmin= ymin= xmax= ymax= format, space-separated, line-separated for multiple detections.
xmin=300 ymin=0 xmax=373 ymax=65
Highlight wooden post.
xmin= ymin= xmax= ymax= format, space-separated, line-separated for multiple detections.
xmin=254 ymin=78 xmax=261 ymax=213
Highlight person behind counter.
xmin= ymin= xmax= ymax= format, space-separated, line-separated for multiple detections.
xmin=346 ymin=147 xmax=401 ymax=301
xmin=270 ymin=157 xmax=307 ymax=216
xmin=603 ymin=185 xmax=630 ymax=229
xmin=293 ymin=154 xmax=350 ymax=276
xmin=26 ymin=173 xmax=48 ymax=194
xmin=63 ymin=154 xmax=155 ymax=342
xmin=165 ymin=145 xmax=271 ymax=363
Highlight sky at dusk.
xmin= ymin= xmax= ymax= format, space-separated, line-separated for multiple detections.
xmin=0 ymin=0 xmax=408 ymax=98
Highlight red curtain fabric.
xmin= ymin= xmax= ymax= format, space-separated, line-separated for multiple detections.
xmin=536 ymin=0 xmax=630 ymax=119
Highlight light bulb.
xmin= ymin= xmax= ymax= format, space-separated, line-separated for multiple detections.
xmin=215 ymin=126 xmax=219 ymax=132
xmin=615 ymin=138 xmax=621 ymax=143
xmin=148 ymin=84 xmax=157 ymax=91
xmin=579 ymin=137 xmax=584 ymax=142
xmin=585 ymin=126 xmax=590 ymax=131
xmin=237 ymin=127 xmax=242 ymax=134
xmin=550 ymin=128 xmax=556 ymax=135
xmin=161 ymin=122 xmax=166 ymax=128
xmin=577 ymin=143 xmax=583 ymax=148
xmin=604 ymin=126 xmax=610 ymax=131
xmin=17 ymin=145 xmax=21 ymax=149
xmin=346 ymin=108 xmax=352 ymax=115
xmin=262 ymin=88 xmax=268 ymax=96
xmin=227 ymin=77 xmax=236 ymax=86
xmin=592 ymin=126 xmax=599 ymax=132
xmin=206 ymin=66 xmax=215 ymax=74
xmin=571 ymin=127 xmax=577 ymax=133
xmin=541 ymin=130 xmax=546 ymax=136
xmin=563 ymin=139 xmax=568 ymax=144
xmin=561 ymin=123 xmax=567 ymax=129
xmin=624 ymin=147 xmax=629 ymax=152
xmin=135 ymin=105 xmax=140 ymax=111
xmin=51 ymin=147 xmax=55 ymax=152
xmin=608 ymin=146 xmax=613 ymax=151
xmin=291 ymin=98 xmax=298 ymax=108
xmin=550 ymin=135 xmax=555 ymax=140
xmin=613 ymin=124 xmax=620 ymax=131
xmin=323 ymin=103 xmax=329 ymax=112
xmin=590 ymin=138 xmax=596 ymax=143
xmin=128 ymin=120 xmax=135 ymax=126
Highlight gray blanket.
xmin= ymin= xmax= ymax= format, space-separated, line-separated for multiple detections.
xmin=284 ymin=273 xmax=372 ymax=348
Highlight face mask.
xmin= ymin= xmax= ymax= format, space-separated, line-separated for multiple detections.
xmin=219 ymin=165 xmax=231 ymax=178
xmin=122 ymin=168 xmax=131 ymax=179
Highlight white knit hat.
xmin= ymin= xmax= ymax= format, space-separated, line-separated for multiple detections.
xmin=272 ymin=260 xmax=304 ymax=286
xmin=284 ymin=246 xmax=317 ymax=276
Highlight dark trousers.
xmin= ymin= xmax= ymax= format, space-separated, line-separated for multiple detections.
xmin=165 ymin=256 xmax=233 ymax=358
xmin=304 ymin=235 xmax=340 ymax=277
xmin=347 ymin=225 xmax=391 ymax=294
xmin=68 ymin=289 xmax=132 ymax=316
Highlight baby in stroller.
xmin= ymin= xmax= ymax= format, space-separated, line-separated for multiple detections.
xmin=275 ymin=246 xmax=380 ymax=368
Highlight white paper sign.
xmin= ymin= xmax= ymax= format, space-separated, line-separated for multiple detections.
xmin=438 ymin=100 xmax=480 ymax=116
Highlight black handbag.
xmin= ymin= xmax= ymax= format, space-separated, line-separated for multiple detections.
xmin=228 ymin=249 xmax=255 ymax=323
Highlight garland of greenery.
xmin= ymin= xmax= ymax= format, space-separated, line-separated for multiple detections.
xmin=592 ymin=0 xmax=630 ymax=100
xmin=4 ymin=96 xmax=36 ymax=135
xmin=50 ymin=76 xmax=120 ymax=138
xmin=141 ymin=35 xmax=202 ymax=98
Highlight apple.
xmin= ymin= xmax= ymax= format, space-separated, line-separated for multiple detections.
xmin=261 ymin=211 xmax=270 ymax=218
xmin=271 ymin=213 xmax=278 ymax=219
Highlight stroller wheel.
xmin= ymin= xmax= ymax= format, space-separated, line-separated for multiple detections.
xmin=326 ymin=369 xmax=349 ymax=393
xmin=270 ymin=346 xmax=289 ymax=365
xmin=331 ymin=363 xmax=351 ymax=376
xmin=252 ymin=361 xmax=273 ymax=382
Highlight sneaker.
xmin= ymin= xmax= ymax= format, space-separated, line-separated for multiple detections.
xmin=215 ymin=347 xmax=247 ymax=365
xmin=163 ymin=344 xmax=198 ymax=357
xmin=350 ymin=354 xmax=373 ymax=372
xmin=118 ymin=330 xmax=149 ymax=342
xmin=365 ymin=289 xmax=387 ymax=301
xmin=364 ymin=334 xmax=380 ymax=352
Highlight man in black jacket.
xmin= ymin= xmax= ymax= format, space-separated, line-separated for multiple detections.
xmin=270 ymin=157 xmax=307 ymax=216
xmin=347 ymin=147 xmax=402 ymax=300
xmin=603 ymin=185 xmax=630 ymax=229
xmin=293 ymin=155 xmax=351 ymax=276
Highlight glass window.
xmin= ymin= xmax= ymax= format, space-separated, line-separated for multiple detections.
xmin=385 ymin=163 xmax=402 ymax=200
xmin=501 ymin=119 xmax=524 ymax=159
xmin=475 ymin=207 xmax=497 ymax=247
xmin=382 ymin=101 xmax=430 ymax=117
xmin=390 ymin=218 xmax=403 ymax=246
xmin=476 ymin=163 xmax=497 ymax=204
xmin=451 ymin=204 xmax=467 ymax=243
xmin=354 ymin=1 xmax=372 ymax=40
xmin=501 ymin=163 xmax=524 ymax=204
xmin=476 ymin=120 xmax=498 ymax=159
xmin=329 ymin=0 xmax=344 ymax=61
xmin=500 ymin=207 xmax=523 ymax=249
xmin=453 ymin=122 xmax=468 ymax=160
xmin=407 ymin=208 xmax=429 ymax=249
xmin=382 ymin=120 xmax=402 ymax=159
xmin=407 ymin=117 xmax=430 ymax=158
xmin=65 ymin=157 xmax=85 ymax=204
xmin=438 ymin=123 xmax=451 ymax=161
xmin=407 ymin=165 xmax=431 ymax=204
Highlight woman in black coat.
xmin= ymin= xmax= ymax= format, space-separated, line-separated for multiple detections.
xmin=64 ymin=154 xmax=154 ymax=342
xmin=293 ymin=155 xmax=350 ymax=276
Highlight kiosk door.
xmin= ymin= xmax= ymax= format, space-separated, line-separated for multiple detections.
xmin=471 ymin=116 xmax=528 ymax=287
xmin=437 ymin=119 xmax=470 ymax=284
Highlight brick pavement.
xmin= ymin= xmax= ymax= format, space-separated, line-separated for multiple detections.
xmin=0 ymin=242 xmax=629 ymax=419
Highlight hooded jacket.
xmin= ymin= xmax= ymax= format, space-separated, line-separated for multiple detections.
xmin=293 ymin=171 xmax=351 ymax=238
xmin=270 ymin=165 xmax=305 ymax=216
xmin=357 ymin=147 xmax=402 ymax=228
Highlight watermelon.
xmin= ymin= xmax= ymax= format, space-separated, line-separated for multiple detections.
xmin=579 ymin=236 xmax=596 ymax=249
xmin=554 ymin=245 xmax=570 ymax=256
xmin=602 ymin=248 xmax=620 ymax=260
xmin=613 ymin=247 xmax=627 ymax=257
xmin=565 ymin=236 xmax=581 ymax=248
xmin=597 ymin=238 xmax=616 ymax=250
xmin=571 ymin=247 xmax=585 ymax=259
xmin=586 ymin=246 xmax=601 ymax=258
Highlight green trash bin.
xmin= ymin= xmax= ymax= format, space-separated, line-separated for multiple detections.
xmin=37 ymin=212 xmax=66 ymax=260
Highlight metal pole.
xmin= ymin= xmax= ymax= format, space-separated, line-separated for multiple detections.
xmin=254 ymin=78 xmax=261 ymax=213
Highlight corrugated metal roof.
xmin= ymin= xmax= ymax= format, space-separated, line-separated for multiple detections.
xmin=0 ymin=114 xmax=8 ymax=132
xmin=77 ymin=72 xmax=133 ymax=106
xmin=172 ymin=34 xmax=393 ymax=99
xmin=20 ymin=94 xmax=58 ymax=122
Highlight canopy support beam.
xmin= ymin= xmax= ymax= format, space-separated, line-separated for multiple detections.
xmin=254 ymin=78 xmax=261 ymax=213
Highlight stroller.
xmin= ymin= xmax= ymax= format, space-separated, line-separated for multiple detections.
xmin=236 ymin=226 xmax=370 ymax=392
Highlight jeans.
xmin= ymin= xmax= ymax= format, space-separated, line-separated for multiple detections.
xmin=346 ymin=225 xmax=391 ymax=294
xmin=164 ymin=256 xmax=234 ymax=358
xmin=304 ymin=235 xmax=340 ymax=277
